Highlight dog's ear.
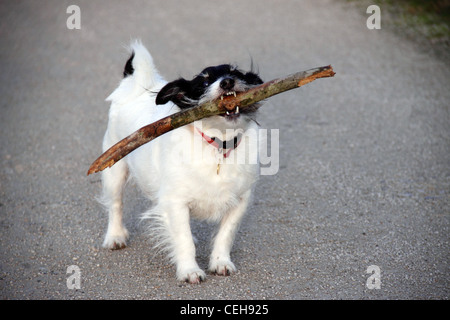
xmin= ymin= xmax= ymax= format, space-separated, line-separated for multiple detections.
xmin=244 ymin=72 xmax=263 ymax=86
xmin=156 ymin=79 xmax=192 ymax=108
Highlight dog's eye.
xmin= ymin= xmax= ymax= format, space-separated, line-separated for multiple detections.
xmin=203 ymin=80 xmax=210 ymax=87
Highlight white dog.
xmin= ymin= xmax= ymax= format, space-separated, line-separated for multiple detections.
xmin=100 ymin=41 xmax=263 ymax=283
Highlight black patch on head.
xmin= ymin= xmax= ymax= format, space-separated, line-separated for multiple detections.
xmin=123 ymin=52 xmax=135 ymax=78
xmin=200 ymin=64 xmax=263 ymax=88
xmin=156 ymin=64 xmax=263 ymax=109
xmin=241 ymin=71 xmax=264 ymax=86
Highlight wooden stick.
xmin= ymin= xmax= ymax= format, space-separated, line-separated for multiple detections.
xmin=87 ymin=65 xmax=335 ymax=175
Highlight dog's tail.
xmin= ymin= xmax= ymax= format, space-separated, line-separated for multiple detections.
xmin=106 ymin=40 xmax=164 ymax=104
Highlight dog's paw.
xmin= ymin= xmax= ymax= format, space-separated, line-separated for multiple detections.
xmin=208 ymin=259 xmax=237 ymax=276
xmin=177 ymin=267 xmax=206 ymax=284
xmin=102 ymin=229 xmax=129 ymax=250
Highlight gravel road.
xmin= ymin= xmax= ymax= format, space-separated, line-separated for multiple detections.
xmin=0 ymin=0 xmax=448 ymax=300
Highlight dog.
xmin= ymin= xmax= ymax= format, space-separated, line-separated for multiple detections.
xmin=100 ymin=40 xmax=263 ymax=283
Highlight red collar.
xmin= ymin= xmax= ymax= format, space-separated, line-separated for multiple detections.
xmin=196 ymin=128 xmax=243 ymax=158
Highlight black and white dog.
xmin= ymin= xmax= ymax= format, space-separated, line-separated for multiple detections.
xmin=100 ymin=41 xmax=263 ymax=283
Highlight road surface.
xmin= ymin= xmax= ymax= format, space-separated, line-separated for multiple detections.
xmin=0 ymin=0 xmax=448 ymax=299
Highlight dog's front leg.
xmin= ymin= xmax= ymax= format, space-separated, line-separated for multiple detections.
xmin=208 ymin=189 xmax=251 ymax=276
xmin=165 ymin=202 xmax=206 ymax=284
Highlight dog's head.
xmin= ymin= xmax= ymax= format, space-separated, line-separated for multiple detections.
xmin=155 ymin=64 xmax=263 ymax=122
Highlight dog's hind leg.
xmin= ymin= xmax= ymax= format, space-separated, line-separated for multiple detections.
xmin=101 ymin=159 xmax=129 ymax=250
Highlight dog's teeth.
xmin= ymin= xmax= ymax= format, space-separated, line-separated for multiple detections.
xmin=221 ymin=96 xmax=223 ymax=100
xmin=226 ymin=111 xmax=230 ymax=115
xmin=233 ymin=92 xmax=236 ymax=97
xmin=235 ymin=106 xmax=239 ymax=114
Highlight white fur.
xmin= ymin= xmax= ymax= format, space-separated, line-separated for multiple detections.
xmin=101 ymin=41 xmax=259 ymax=283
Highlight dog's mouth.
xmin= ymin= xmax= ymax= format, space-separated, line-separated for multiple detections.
xmin=219 ymin=90 xmax=241 ymax=120
xmin=222 ymin=106 xmax=240 ymax=120
xmin=220 ymin=91 xmax=238 ymax=99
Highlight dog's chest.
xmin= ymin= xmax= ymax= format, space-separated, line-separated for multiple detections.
xmin=188 ymin=175 xmax=242 ymax=220
xmin=185 ymin=164 xmax=255 ymax=220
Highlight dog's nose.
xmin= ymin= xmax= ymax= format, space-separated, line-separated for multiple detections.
xmin=220 ymin=77 xmax=235 ymax=91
